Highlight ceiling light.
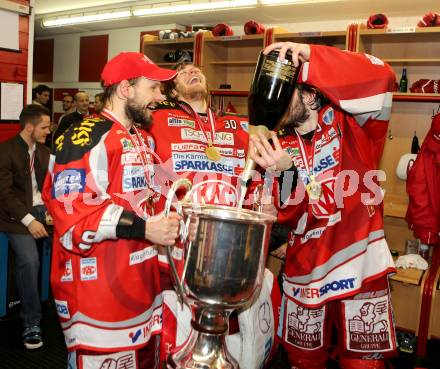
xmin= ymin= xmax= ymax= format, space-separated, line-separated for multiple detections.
xmin=42 ymin=10 xmax=132 ymax=28
xmin=133 ymin=0 xmax=257 ymax=17
xmin=259 ymin=0 xmax=340 ymax=4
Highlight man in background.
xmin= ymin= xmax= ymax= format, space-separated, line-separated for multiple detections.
xmin=57 ymin=94 xmax=75 ymax=125
xmin=0 ymin=104 xmax=51 ymax=350
xmin=53 ymin=91 xmax=90 ymax=144
xmin=94 ymin=92 xmax=104 ymax=113
xmin=32 ymin=85 xmax=51 ymax=107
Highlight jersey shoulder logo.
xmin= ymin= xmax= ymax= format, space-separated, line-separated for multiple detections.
xmin=54 ymin=116 xmax=113 ymax=164
xmin=155 ymin=100 xmax=178 ymax=110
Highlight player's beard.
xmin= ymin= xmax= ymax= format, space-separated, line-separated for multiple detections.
xmin=177 ymin=82 xmax=207 ymax=101
xmin=281 ymin=97 xmax=310 ymax=129
xmin=125 ymin=98 xmax=152 ymax=129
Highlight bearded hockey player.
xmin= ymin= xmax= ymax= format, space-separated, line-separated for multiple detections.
xmin=250 ymin=42 xmax=398 ymax=369
xmin=43 ymin=52 xmax=182 ymax=369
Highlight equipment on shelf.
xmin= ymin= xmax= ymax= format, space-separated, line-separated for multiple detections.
xmin=244 ymin=20 xmax=265 ymax=35
xmin=366 ymin=13 xmax=389 ymax=29
xmin=395 ymin=254 xmax=429 ymax=270
xmin=418 ymin=11 xmax=440 ymax=27
xmin=410 ymin=79 xmax=440 ymax=93
xmin=212 ymin=23 xmax=233 ymax=37
xmin=159 ymin=30 xmax=195 ymax=40
xmin=159 ymin=30 xmax=178 ymax=40
xmin=396 ymin=132 xmax=419 ymax=180
xmin=163 ymin=50 xmax=193 ymax=63
xmin=399 ymin=67 xmax=408 ymax=93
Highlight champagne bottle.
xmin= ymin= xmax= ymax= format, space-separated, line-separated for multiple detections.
xmin=248 ymin=50 xmax=301 ymax=130
xmin=399 ymin=67 xmax=408 ymax=93
xmin=238 ymin=51 xmax=301 ymax=208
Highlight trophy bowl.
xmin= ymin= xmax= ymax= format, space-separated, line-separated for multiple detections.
xmin=165 ymin=180 xmax=276 ymax=369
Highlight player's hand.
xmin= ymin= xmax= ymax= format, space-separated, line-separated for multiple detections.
xmin=271 ymin=243 xmax=287 ymax=259
xmin=249 ymin=131 xmax=293 ymax=171
xmin=146 ymin=211 xmax=181 ymax=246
xmin=264 ymin=42 xmax=311 ymax=67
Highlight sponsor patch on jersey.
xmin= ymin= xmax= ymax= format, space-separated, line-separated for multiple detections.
xmin=146 ymin=135 xmax=155 ymax=151
xmin=120 ymin=137 xmax=135 ymax=152
xmin=81 ymin=350 xmax=137 ymax=369
xmin=52 ymin=169 xmax=86 ymax=198
xmin=285 ymin=298 xmax=325 ymax=350
xmin=364 ymin=53 xmax=384 ymax=66
xmin=121 ymin=152 xmax=142 ymax=165
xmin=181 ymin=128 xmax=235 ymax=145
xmin=171 ymin=142 xmax=206 ymax=152
xmin=290 ymin=277 xmax=356 ymax=301
xmin=174 ymin=158 xmax=235 ymax=175
xmin=240 ymin=121 xmax=249 ymax=132
xmin=172 ymin=152 xmax=244 ymax=176
xmin=343 ymin=295 xmax=394 ymax=352
xmin=286 ymin=147 xmax=300 ymax=156
xmin=80 ymin=257 xmax=97 ymax=281
xmin=171 ymin=143 xmax=244 ymax=158
xmin=190 ymin=180 xmax=239 ymax=206
xmin=55 ymin=299 xmax=71 ymax=319
xmin=129 ymin=246 xmax=158 ymax=265
xmin=122 ymin=166 xmax=148 ymax=192
xmin=61 ymin=259 xmax=73 ymax=282
xmin=168 ymin=117 xmax=195 ymax=128
xmin=322 ymin=107 xmax=334 ymax=126
xmin=315 ymin=127 xmax=338 ymax=150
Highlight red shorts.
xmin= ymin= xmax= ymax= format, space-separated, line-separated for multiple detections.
xmin=279 ymin=276 xmax=397 ymax=368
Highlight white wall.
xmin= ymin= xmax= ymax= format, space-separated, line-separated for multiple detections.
xmin=35 ymin=23 xmax=184 ymax=90
xmin=35 ymin=16 xmax=420 ymax=91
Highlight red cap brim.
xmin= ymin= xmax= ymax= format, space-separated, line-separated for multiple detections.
xmin=145 ymin=66 xmax=177 ymax=82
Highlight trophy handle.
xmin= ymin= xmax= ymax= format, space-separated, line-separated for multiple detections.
xmin=164 ymin=178 xmax=193 ymax=304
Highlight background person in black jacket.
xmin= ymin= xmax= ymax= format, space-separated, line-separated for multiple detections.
xmin=0 ymin=104 xmax=51 ymax=350
xmin=52 ymin=91 xmax=90 ymax=145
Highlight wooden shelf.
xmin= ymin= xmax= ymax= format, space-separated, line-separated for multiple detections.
xmin=210 ymin=91 xmax=440 ymax=102
xmin=274 ymin=31 xmax=346 ymax=39
xmin=393 ymin=92 xmax=440 ymax=102
xmin=391 ymin=267 xmax=425 ymax=285
xmin=385 ymin=58 xmax=440 ymax=64
xmin=143 ymin=38 xmax=195 ymax=46
xmin=156 ymin=62 xmax=177 ymax=67
xmin=360 ymin=27 xmax=440 ymax=36
xmin=210 ymin=90 xmax=248 ymax=96
xmin=205 ymin=34 xmax=264 ymax=43
xmin=209 ymin=61 xmax=256 ymax=65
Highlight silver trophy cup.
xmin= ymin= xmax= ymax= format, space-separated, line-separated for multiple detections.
xmin=164 ymin=179 xmax=276 ymax=369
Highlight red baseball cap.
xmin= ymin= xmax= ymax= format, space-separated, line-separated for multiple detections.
xmin=101 ymin=52 xmax=177 ymax=86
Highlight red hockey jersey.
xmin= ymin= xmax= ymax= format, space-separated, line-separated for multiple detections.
xmin=406 ymin=112 xmax=440 ymax=245
xmin=276 ymin=45 xmax=396 ymax=308
xmin=42 ymin=111 xmax=162 ymax=352
xmin=151 ymin=102 xmax=249 ymax=207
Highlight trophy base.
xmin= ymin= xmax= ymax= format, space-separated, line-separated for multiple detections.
xmin=167 ymin=324 xmax=238 ymax=369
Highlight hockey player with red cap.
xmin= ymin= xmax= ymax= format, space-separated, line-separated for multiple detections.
xmin=43 ymin=52 xmax=182 ymax=369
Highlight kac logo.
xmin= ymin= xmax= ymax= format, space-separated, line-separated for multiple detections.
xmin=129 ymin=329 xmax=142 ymax=343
